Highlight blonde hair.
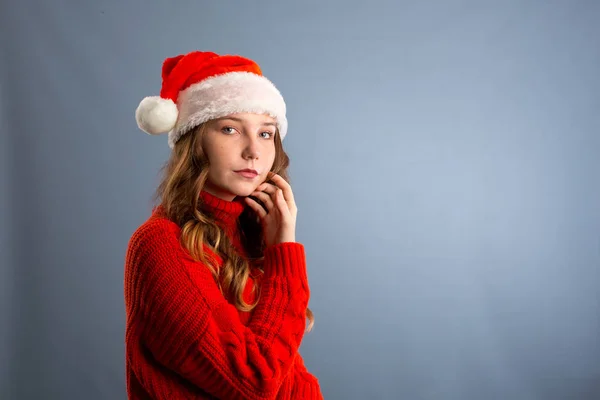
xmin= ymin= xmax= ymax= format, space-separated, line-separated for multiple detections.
xmin=152 ymin=122 xmax=314 ymax=331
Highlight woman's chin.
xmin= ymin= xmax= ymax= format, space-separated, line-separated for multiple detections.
xmin=231 ymin=184 xmax=257 ymax=198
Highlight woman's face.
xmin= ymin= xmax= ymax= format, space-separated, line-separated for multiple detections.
xmin=201 ymin=112 xmax=277 ymax=201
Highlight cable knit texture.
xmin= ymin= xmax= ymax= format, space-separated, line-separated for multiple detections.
xmin=124 ymin=190 xmax=323 ymax=399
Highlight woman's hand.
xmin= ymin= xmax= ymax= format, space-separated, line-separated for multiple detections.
xmin=244 ymin=173 xmax=298 ymax=248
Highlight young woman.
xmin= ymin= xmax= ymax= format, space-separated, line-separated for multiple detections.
xmin=124 ymin=50 xmax=323 ymax=399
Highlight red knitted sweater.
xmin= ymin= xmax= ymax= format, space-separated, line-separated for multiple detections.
xmin=124 ymin=190 xmax=323 ymax=399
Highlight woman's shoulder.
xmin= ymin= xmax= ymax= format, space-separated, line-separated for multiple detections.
xmin=129 ymin=206 xmax=180 ymax=246
xmin=126 ymin=205 xmax=222 ymax=266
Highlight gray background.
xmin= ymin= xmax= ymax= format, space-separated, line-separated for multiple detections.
xmin=1 ymin=1 xmax=599 ymax=399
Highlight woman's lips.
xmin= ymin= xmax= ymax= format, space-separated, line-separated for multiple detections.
xmin=236 ymin=171 xmax=258 ymax=179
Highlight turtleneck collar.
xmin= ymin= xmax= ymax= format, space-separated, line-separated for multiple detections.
xmin=199 ymin=190 xmax=246 ymax=231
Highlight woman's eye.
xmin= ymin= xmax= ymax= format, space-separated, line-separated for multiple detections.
xmin=221 ymin=126 xmax=272 ymax=138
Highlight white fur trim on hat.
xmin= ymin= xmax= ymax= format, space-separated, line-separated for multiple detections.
xmin=135 ymin=96 xmax=179 ymax=135
xmin=167 ymin=71 xmax=287 ymax=149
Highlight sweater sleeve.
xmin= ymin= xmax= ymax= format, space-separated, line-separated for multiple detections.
xmin=125 ymin=220 xmax=310 ymax=400
xmin=290 ymin=353 xmax=324 ymax=399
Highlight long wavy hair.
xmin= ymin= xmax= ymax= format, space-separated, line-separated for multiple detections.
xmin=151 ymin=121 xmax=314 ymax=332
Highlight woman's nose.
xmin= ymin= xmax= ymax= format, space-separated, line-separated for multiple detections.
xmin=242 ymin=138 xmax=260 ymax=160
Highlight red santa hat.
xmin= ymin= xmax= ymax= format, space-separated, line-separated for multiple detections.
xmin=135 ymin=50 xmax=288 ymax=149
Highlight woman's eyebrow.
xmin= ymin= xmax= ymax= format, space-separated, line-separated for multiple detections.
xmin=218 ymin=116 xmax=276 ymax=127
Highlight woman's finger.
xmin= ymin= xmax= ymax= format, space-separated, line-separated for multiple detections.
xmin=254 ymin=182 xmax=283 ymax=212
xmin=274 ymin=188 xmax=291 ymax=220
xmin=267 ymin=174 xmax=296 ymax=211
xmin=250 ymin=190 xmax=275 ymax=213
xmin=244 ymin=197 xmax=268 ymax=219
xmin=255 ymin=181 xmax=277 ymax=194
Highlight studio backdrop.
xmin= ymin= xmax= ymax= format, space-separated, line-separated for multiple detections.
xmin=1 ymin=1 xmax=599 ymax=399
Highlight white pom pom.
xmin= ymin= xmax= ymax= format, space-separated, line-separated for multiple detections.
xmin=135 ymin=96 xmax=178 ymax=135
